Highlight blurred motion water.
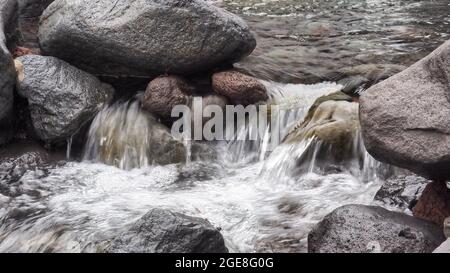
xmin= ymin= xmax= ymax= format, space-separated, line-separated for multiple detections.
xmin=0 ymin=81 xmax=383 ymax=253
xmin=1 ymin=0 xmax=448 ymax=253
xmin=217 ymin=0 xmax=450 ymax=83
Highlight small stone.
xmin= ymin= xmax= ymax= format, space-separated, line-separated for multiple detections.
xmin=142 ymin=75 xmax=192 ymax=118
xmin=212 ymin=70 xmax=268 ymax=105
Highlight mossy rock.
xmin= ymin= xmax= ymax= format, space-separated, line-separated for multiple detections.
xmin=285 ymin=91 xmax=358 ymax=147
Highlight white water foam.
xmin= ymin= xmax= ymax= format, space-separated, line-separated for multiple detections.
xmin=0 ymin=81 xmax=383 ymax=253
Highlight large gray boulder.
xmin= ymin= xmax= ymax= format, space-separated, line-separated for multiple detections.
xmin=0 ymin=0 xmax=19 ymax=145
xmin=360 ymin=40 xmax=450 ymax=180
xmin=308 ymin=205 xmax=445 ymax=253
xmin=15 ymin=55 xmax=115 ymax=143
xmin=106 ymin=208 xmax=228 ymax=253
xmin=38 ymin=0 xmax=256 ymax=78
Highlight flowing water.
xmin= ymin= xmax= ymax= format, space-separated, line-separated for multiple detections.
xmin=1 ymin=0 xmax=449 ymax=253
xmin=217 ymin=0 xmax=450 ymax=83
xmin=0 ymin=81 xmax=383 ymax=253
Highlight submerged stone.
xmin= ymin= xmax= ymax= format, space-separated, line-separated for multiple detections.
xmin=284 ymin=100 xmax=359 ymax=147
xmin=83 ymin=100 xmax=186 ymax=169
xmin=0 ymin=0 xmax=19 ymax=145
xmin=282 ymin=92 xmax=362 ymax=174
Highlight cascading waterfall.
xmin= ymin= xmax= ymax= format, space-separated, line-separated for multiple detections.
xmin=83 ymin=99 xmax=152 ymax=170
xmin=66 ymin=136 xmax=73 ymax=159
xmin=225 ymin=81 xmax=343 ymax=164
xmin=0 ymin=81 xmax=387 ymax=253
xmin=260 ymin=132 xmax=384 ymax=184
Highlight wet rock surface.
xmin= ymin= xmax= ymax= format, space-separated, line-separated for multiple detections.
xmin=0 ymin=0 xmax=19 ymax=145
xmin=0 ymin=140 xmax=65 ymax=198
xmin=18 ymin=0 xmax=53 ymax=50
xmin=285 ymin=99 xmax=359 ymax=147
xmin=19 ymin=0 xmax=53 ymax=18
xmin=106 ymin=208 xmax=228 ymax=253
xmin=39 ymin=0 xmax=256 ymax=79
xmin=374 ymin=175 xmax=430 ymax=213
xmin=308 ymin=205 xmax=445 ymax=253
xmin=282 ymin=92 xmax=363 ymax=175
xmin=12 ymin=46 xmax=36 ymax=58
xmin=0 ymin=0 xmax=449 ymax=254
xmin=15 ymin=55 xmax=115 ymax=144
xmin=192 ymin=94 xmax=229 ymax=127
xmin=413 ymin=181 xmax=450 ymax=227
xmin=360 ymin=40 xmax=450 ymax=180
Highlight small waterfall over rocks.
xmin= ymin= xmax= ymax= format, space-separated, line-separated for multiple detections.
xmin=259 ymin=90 xmax=387 ymax=184
xmin=82 ymin=99 xmax=186 ymax=170
xmin=225 ymin=81 xmax=343 ymax=164
xmin=1 ymin=0 xmax=449 ymax=254
xmin=261 ymin=132 xmax=384 ymax=184
xmin=0 ymin=81 xmax=388 ymax=253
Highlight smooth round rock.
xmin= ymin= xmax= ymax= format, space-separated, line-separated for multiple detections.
xmin=38 ymin=0 xmax=256 ymax=78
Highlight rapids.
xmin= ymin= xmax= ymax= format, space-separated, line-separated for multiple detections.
xmin=0 ymin=81 xmax=384 ymax=253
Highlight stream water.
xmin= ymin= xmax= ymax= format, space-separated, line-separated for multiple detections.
xmin=1 ymin=0 xmax=449 ymax=253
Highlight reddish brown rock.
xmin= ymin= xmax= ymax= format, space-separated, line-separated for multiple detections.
xmin=212 ymin=70 xmax=268 ymax=105
xmin=413 ymin=181 xmax=450 ymax=227
xmin=13 ymin=46 xmax=37 ymax=58
xmin=142 ymin=75 xmax=193 ymax=118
